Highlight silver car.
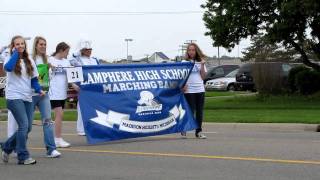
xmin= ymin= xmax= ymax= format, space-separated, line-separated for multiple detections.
xmin=205 ymin=69 xmax=239 ymax=91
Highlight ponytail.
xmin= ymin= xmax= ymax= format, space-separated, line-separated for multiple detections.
xmin=52 ymin=42 xmax=70 ymax=57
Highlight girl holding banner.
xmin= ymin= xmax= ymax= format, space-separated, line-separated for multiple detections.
xmin=182 ymin=43 xmax=207 ymax=139
xmin=70 ymin=39 xmax=100 ymax=136
xmin=7 ymin=36 xmax=61 ymax=157
xmin=49 ymin=42 xmax=72 ymax=148
xmin=1 ymin=35 xmax=45 ymax=165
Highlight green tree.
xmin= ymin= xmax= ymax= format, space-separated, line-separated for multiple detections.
xmin=201 ymin=0 xmax=320 ymax=70
xmin=242 ymin=34 xmax=296 ymax=62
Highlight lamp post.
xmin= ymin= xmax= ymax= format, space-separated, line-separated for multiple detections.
xmin=125 ymin=38 xmax=133 ymax=60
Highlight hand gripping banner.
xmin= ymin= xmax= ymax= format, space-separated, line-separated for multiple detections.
xmin=78 ymin=62 xmax=197 ymax=144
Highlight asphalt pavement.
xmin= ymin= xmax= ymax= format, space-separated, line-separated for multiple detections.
xmin=0 ymin=122 xmax=319 ymax=180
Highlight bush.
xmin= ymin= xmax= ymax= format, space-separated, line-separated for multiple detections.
xmin=288 ymin=66 xmax=310 ymax=92
xmin=295 ymin=70 xmax=320 ymax=95
xmin=252 ymin=63 xmax=286 ymax=95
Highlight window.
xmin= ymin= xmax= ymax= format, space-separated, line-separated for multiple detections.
xmin=282 ymin=64 xmax=291 ymax=72
xmin=226 ymin=69 xmax=239 ymax=77
xmin=214 ymin=68 xmax=224 ymax=76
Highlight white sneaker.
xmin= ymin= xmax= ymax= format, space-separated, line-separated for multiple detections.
xmin=47 ymin=150 xmax=61 ymax=158
xmin=18 ymin=157 xmax=36 ymax=165
xmin=1 ymin=151 xmax=9 ymax=163
xmin=55 ymin=138 xmax=71 ymax=148
xmin=77 ymin=132 xmax=86 ymax=136
xmin=196 ymin=133 xmax=207 ymax=139
xmin=12 ymin=152 xmax=17 ymax=158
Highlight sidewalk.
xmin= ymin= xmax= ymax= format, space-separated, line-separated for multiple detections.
xmin=1 ymin=108 xmax=319 ymax=132
xmin=204 ymin=122 xmax=320 ymax=132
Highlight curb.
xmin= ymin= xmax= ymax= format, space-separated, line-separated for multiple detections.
xmin=205 ymin=92 xmax=257 ymax=99
xmin=0 ymin=114 xmax=319 ymax=132
xmin=204 ymin=123 xmax=320 ymax=132
xmin=0 ymin=109 xmax=7 ymax=113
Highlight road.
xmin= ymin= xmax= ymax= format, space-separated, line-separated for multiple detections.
xmin=0 ymin=122 xmax=319 ymax=180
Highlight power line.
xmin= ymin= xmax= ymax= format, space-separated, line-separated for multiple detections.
xmin=0 ymin=10 xmax=203 ymax=16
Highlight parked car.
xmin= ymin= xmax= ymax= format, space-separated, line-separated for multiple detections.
xmin=235 ymin=62 xmax=293 ymax=91
xmin=234 ymin=63 xmax=254 ymax=91
xmin=205 ymin=69 xmax=239 ymax=91
xmin=0 ymin=76 xmax=6 ymax=97
xmin=66 ymin=85 xmax=78 ymax=108
xmin=204 ymin=65 xmax=239 ymax=83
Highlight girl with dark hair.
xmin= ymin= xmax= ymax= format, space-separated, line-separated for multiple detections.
xmin=49 ymin=42 xmax=72 ymax=148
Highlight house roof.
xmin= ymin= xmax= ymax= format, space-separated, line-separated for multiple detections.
xmin=154 ymin=52 xmax=170 ymax=60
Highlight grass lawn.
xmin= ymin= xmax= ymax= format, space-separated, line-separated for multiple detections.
xmin=204 ymin=94 xmax=320 ymax=124
xmin=0 ymin=97 xmax=6 ymax=109
xmin=0 ymin=97 xmax=79 ymax=121
xmin=33 ymin=111 xmax=77 ymax=122
xmin=205 ymin=109 xmax=320 ymax=124
xmin=205 ymin=95 xmax=320 ymax=110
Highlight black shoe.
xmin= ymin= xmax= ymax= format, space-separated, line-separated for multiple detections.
xmin=180 ymin=132 xmax=187 ymax=139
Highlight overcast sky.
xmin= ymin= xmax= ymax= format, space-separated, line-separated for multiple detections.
xmin=0 ymin=0 xmax=250 ymax=61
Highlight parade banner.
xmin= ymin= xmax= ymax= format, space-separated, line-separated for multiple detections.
xmin=78 ymin=62 xmax=197 ymax=144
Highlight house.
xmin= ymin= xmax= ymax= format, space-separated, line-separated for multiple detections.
xmin=114 ymin=58 xmax=149 ymax=64
xmin=148 ymin=52 xmax=171 ymax=63
xmin=114 ymin=52 xmax=172 ymax=64
xmin=132 ymin=58 xmax=149 ymax=64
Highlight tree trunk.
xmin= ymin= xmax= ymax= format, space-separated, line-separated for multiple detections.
xmin=290 ymin=41 xmax=320 ymax=71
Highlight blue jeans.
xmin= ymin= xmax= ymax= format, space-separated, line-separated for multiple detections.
xmin=31 ymin=94 xmax=56 ymax=155
xmin=2 ymin=99 xmax=32 ymax=161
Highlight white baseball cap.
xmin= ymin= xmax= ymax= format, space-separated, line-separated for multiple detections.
xmin=78 ymin=39 xmax=93 ymax=50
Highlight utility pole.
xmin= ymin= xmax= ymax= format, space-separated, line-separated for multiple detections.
xmin=177 ymin=40 xmax=198 ymax=61
xmin=144 ymin=54 xmax=149 ymax=62
xmin=237 ymin=43 xmax=240 ymax=58
xmin=178 ymin=40 xmax=197 ymax=60
xmin=179 ymin=45 xmax=187 ymax=59
xmin=185 ymin=40 xmax=197 ymax=44
xmin=218 ymin=46 xmax=221 ymax=66
xmin=124 ymin=38 xmax=133 ymax=60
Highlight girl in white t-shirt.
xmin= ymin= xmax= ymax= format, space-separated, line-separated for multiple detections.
xmin=7 ymin=36 xmax=61 ymax=158
xmin=182 ymin=43 xmax=207 ymax=139
xmin=1 ymin=35 xmax=45 ymax=165
xmin=48 ymin=42 xmax=71 ymax=148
